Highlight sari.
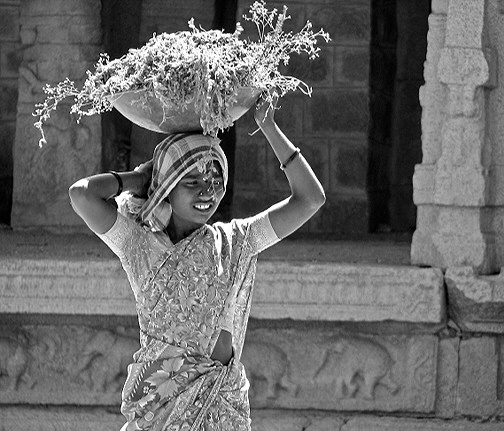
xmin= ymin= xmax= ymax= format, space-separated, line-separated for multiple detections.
xmin=98 ymin=209 xmax=279 ymax=430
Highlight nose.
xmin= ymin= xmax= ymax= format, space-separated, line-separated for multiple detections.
xmin=198 ymin=181 xmax=214 ymax=197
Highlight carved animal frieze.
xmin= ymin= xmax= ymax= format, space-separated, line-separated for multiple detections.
xmin=74 ymin=330 xmax=139 ymax=393
xmin=0 ymin=335 xmax=32 ymax=391
xmin=313 ymin=337 xmax=399 ymax=400
xmin=241 ymin=340 xmax=298 ymax=400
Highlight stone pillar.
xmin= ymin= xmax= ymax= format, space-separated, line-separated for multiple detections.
xmin=411 ymin=0 xmax=500 ymax=274
xmin=11 ymin=0 xmax=103 ymax=229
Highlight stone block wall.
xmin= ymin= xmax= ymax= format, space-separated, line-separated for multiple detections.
xmin=4 ymin=0 xmax=374 ymax=236
xmin=3 ymin=253 xmax=504 ymax=430
xmin=0 ymin=0 xmax=20 ymax=225
xmin=233 ymin=0 xmax=371 ymax=238
xmin=10 ymin=0 xmax=103 ymax=229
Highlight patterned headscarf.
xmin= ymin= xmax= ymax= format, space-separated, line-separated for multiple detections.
xmin=136 ymin=133 xmax=228 ymax=231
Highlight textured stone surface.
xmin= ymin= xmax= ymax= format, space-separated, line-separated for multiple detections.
xmin=0 ymin=325 xmax=139 ymax=405
xmin=253 ymin=262 xmax=444 ymax=323
xmin=0 ymin=407 xmax=124 ymax=431
xmin=486 ymin=1 xmax=504 ymax=206
xmin=445 ymin=0 xmax=485 ymax=48
xmin=3 ymin=407 xmax=504 ymax=431
xmin=308 ymin=90 xmax=369 ymax=135
xmin=307 ymin=3 xmax=370 ymax=45
xmin=2 ymin=408 xmax=504 ymax=431
xmin=0 ymin=42 xmax=22 ymax=78
xmin=338 ymin=46 xmax=369 ymax=85
xmin=457 ymin=337 xmax=504 ymax=417
xmin=245 ymin=328 xmax=438 ymax=413
xmin=445 ymin=267 xmax=504 ymax=333
xmin=412 ymin=0 xmax=504 ymax=274
xmin=0 ymin=257 xmax=445 ymax=324
xmin=0 ymin=258 xmax=136 ymax=315
xmin=435 ymin=337 xmax=459 ymax=418
xmin=0 ymin=5 xmax=20 ymax=41
xmin=334 ymin=143 xmax=367 ymax=189
xmin=11 ymin=110 xmax=101 ymax=228
xmin=411 ymin=206 xmax=501 ymax=274
xmin=235 ymin=0 xmax=372 ymax=237
xmin=11 ymin=0 xmax=103 ymax=228
xmin=0 ymin=323 xmax=438 ymax=413
xmin=343 ymin=416 xmax=504 ymax=431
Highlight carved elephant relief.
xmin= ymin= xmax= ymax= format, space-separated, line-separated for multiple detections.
xmin=241 ymin=340 xmax=298 ymax=400
xmin=313 ymin=337 xmax=399 ymax=400
xmin=75 ymin=330 xmax=139 ymax=393
xmin=0 ymin=335 xmax=31 ymax=391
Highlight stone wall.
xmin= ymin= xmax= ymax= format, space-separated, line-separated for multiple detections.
xmin=3 ymin=0 xmax=401 ymax=237
xmin=233 ymin=0 xmax=371 ymax=237
xmin=2 ymin=244 xmax=504 ymax=430
xmin=10 ymin=0 xmax=103 ymax=229
xmin=0 ymin=0 xmax=20 ymax=225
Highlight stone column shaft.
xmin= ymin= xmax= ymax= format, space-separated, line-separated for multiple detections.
xmin=11 ymin=0 xmax=103 ymax=229
xmin=412 ymin=0 xmax=502 ymax=274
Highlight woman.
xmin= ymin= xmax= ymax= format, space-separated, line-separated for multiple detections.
xmin=69 ymin=94 xmax=325 ymax=430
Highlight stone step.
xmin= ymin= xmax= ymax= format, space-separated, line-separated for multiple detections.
xmin=1 ymin=407 xmax=503 ymax=431
xmin=0 ymin=256 xmax=445 ymax=324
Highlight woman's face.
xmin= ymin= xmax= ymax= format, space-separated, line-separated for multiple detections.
xmin=167 ymin=161 xmax=225 ymax=230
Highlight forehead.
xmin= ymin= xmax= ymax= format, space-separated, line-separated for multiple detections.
xmin=182 ymin=162 xmax=223 ymax=179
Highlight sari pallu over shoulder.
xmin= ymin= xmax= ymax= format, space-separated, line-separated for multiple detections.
xmin=120 ymin=351 xmax=251 ymax=431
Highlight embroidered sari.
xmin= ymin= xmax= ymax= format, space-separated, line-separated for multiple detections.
xmin=98 ymin=210 xmax=279 ymax=430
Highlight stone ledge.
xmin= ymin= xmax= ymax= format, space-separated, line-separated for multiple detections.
xmin=1 ymin=408 xmax=503 ymax=431
xmin=445 ymin=266 xmax=504 ymax=333
xmin=0 ymin=257 xmax=445 ymax=324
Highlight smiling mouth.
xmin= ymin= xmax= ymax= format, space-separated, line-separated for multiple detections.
xmin=194 ymin=202 xmax=213 ymax=211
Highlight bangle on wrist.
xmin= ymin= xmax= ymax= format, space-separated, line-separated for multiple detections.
xmin=280 ymin=147 xmax=301 ymax=170
xmin=107 ymin=170 xmax=123 ymax=197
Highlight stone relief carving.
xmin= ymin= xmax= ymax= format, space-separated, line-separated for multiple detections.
xmin=241 ymin=341 xmax=298 ymax=400
xmin=313 ymin=337 xmax=399 ymax=400
xmin=411 ymin=345 xmax=436 ymax=409
xmin=0 ymin=335 xmax=32 ymax=391
xmin=74 ymin=330 xmax=139 ymax=393
xmin=19 ymin=66 xmax=43 ymax=96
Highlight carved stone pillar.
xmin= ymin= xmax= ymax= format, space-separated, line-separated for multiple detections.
xmin=411 ymin=0 xmax=501 ymax=274
xmin=11 ymin=0 xmax=103 ymax=229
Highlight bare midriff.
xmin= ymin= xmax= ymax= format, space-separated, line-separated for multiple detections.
xmin=210 ymin=329 xmax=233 ymax=365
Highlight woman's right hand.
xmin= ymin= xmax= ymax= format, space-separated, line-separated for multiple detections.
xmin=69 ymin=160 xmax=154 ymax=234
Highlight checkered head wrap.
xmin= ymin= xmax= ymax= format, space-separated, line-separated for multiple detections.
xmin=137 ymin=133 xmax=228 ymax=231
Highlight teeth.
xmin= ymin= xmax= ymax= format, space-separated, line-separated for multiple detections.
xmin=195 ymin=203 xmax=211 ymax=210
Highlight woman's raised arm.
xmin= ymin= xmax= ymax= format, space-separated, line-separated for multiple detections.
xmin=255 ymin=94 xmax=326 ymax=239
xmin=68 ymin=162 xmax=152 ymax=234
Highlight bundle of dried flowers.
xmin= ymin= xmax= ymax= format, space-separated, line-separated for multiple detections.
xmin=34 ymin=1 xmax=329 ymax=146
